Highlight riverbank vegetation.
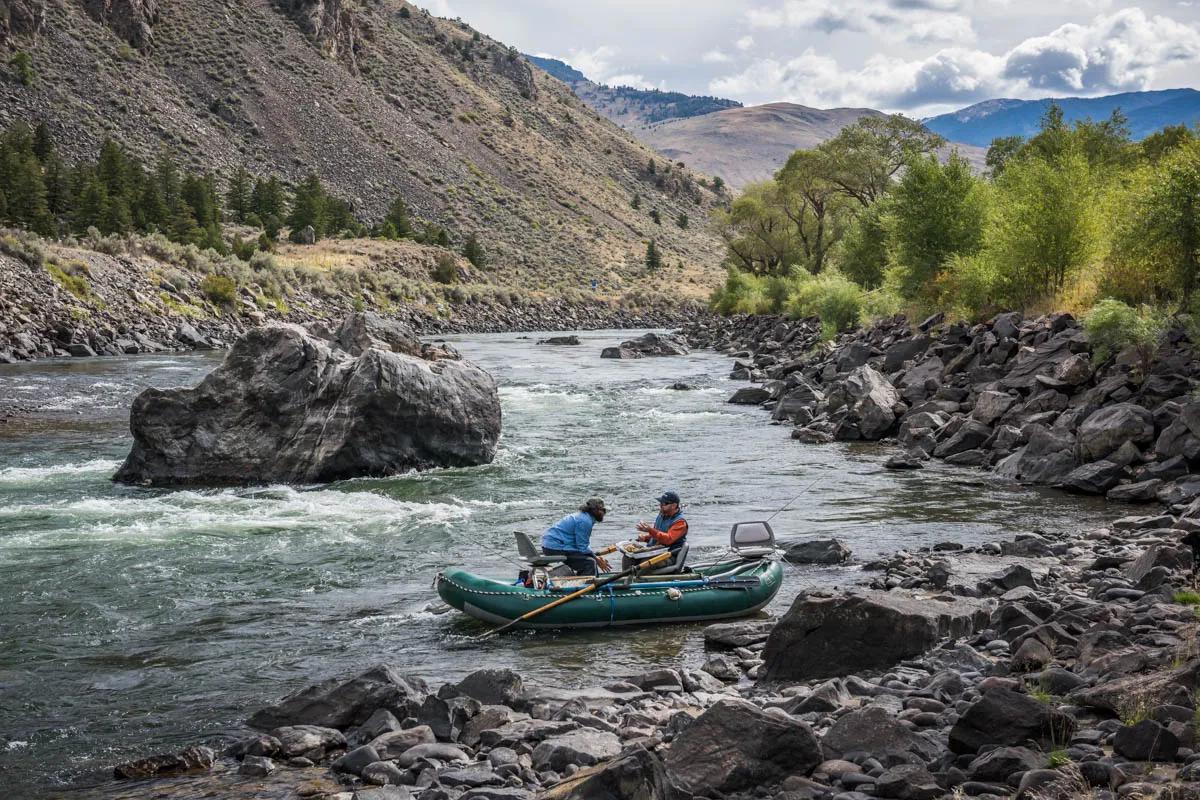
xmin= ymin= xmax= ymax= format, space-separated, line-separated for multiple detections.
xmin=710 ymin=107 xmax=1199 ymax=343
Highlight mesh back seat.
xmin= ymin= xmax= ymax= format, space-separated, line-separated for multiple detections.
xmin=730 ymin=521 xmax=776 ymax=559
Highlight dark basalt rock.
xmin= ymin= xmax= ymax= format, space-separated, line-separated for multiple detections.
xmin=247 ymin=665 xmax=428 ymax=731
xmin=664 ymin=698 xmax=821 ymax=795
xmin=949 ymin=688 xmax=1076 ymax=754
xmin=113 ymin=745 xmax=214 ymax=779
xmin=114 ymin=314 xmax=501 ymax=486
xmin=762 ymin=591 xmax=989 ymax=682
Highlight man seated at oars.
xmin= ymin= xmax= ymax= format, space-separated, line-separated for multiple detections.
xmin=540 ymin=497 xmax=611 ymax=576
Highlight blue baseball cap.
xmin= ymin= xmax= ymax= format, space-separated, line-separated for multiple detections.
xmin=658 ymin=490 xmax=680 ymax=504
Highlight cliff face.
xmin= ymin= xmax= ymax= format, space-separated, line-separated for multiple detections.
xmin=0 ymin=0 xmax=45 ymax=43
xmin=0 ymin=1 xmax=724 ymax=285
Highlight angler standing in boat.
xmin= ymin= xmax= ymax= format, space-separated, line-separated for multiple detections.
xmin=541 ymin=498 xmax=611 ymax=576
xmin=636 ymin=490 xmax=688 ymax=556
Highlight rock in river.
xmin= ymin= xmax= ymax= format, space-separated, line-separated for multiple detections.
xmin=600 ymin=332 xmax=689 ymax=359
xmin=114 ymin=314 xmax=502 ymax=486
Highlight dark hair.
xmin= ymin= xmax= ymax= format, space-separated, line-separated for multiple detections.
xmin=581 ymin=497 xmax=606 ymax=516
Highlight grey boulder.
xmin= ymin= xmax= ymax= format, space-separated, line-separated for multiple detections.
xmin=763 ymin=591 xmax=990 ymax=682
xmin=115 ymin=314 xmax=501 ymax=486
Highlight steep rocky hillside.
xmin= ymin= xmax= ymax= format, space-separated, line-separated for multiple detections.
xmin=0 ymin=0 xmax=725 ymax=286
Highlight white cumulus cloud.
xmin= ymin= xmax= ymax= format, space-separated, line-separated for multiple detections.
xmin=702 ymin=49 xmax=733 ymax=63
xmin=713 ymin=6 xmax=1200 ymax=112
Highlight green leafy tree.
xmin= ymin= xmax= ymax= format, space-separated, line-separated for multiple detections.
xmin=1142 ymin=125 xmax=1196 ymax=163
xmin=984 ymin=145 xmax=1102 ymax=307
xmin=986 ymin=136 xmax=1024 ymax=177
xmin=714 ymin=181 xmax=799 ymax=276
xmin=817 ymin=114 xmax=945 ymax=207
xmin=775 ymin=149 xmax=852 ymax=274
xmin=645 ymin=239 xmax=662 ymax=270
xmin=886 ymin=151 xmax=987 ymax=299
xmin=835 ymin=201 xmax=890 ymax=289
xmin=1109 ymin=140 xmax=1200 ymax=302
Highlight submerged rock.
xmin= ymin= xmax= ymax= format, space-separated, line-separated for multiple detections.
xmin=113 ymin=745 xmax=215 ymax=779
xmin=247 ymin=665 xmax=428 ymax=731
xmin=114 ymin=314 xmax=501 ymax=485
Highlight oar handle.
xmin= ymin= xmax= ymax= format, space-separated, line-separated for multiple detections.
xmin=477 ymin=551 xmax=672 ymax=639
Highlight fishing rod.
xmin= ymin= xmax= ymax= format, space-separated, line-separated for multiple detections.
xmin=765 ymin=474 xmax=823 ymax=523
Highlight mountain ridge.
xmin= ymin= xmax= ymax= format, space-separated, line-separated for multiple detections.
xmin=923 ymin=88 xmax=1200 ymax=146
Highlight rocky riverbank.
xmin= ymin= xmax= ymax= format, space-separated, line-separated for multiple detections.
xmin=97 ymin=510 xmax=1200 ymax=800
xmin=0 ymin=234 xmax=699 ymax=364
xmin=685 ymin=312 xmax=1200 ymax=510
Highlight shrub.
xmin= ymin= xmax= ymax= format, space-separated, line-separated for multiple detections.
xmin=10 ymin=51 xmax=34 ymax=87
xmin=46 ymin=262 xmax=91 ymax=300
xmin=200 ymin=274 xmax=237 ymax=306
xmin=1174 ymin=590 xmax=1200 ymax=606
xmin=432 ymin=253 xmax=458 ymax=284
xmin=710 ymin=267 xmax=769 ymax=315
xmin=788 ymin=270 xmax=865 ymax=339
xmin=0 ymin=232 xmax=45 ymax=267
xmin=1083 ymin=298 xmax=1166 ymax=367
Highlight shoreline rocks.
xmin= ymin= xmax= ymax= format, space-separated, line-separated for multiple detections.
xmin=113 ymin=313 xmax=502 ymax=486
xmin=686 ymin=312 xmax=1200 ymax=513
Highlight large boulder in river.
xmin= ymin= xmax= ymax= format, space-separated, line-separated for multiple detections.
xmin=600 ymin=332 xmax=689 ymax=359
xmin=665 ymin=698 xmax=821 ymax=795
xmin=949 ymin=688 xmax=1076 ymax=754
xmin=762 ymin=591 xmax=990 ymax=682
xmin=1075 ymin=403 xmax=1155 ymax=464
xmin=114 ymin=314 xmax=501 ymax=485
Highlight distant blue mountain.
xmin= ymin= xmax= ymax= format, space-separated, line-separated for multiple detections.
xmin=923 ymin=89 xmax=1200 ymax=146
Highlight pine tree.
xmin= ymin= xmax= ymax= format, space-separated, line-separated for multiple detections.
xmin=631 ymin=194 xmax=641 ymax=209
xmin=226 ymin=166 xmax=251 ymax=223
xmin=676 ymin=212 xmax=689 ymax=229
xmin=96 ymin=138 xmax=128 ymax=201
xmin=74 ymin=177 xmax=109 ymax=233
xmin=645 ymin=239 xmax=661 ymax=270
xmin=251 ymin=176 xmax=286 ymax=221
xmin=6 ymin=151 xmax=52 ymax=235
xmin=384 ymin=196 xmax=413 ymax=238
xmin=649 ymin=208 xmax=661 ymax=225
xmin=31 ymin=122 xmax=53 ymax=162
xmin=288 ymin=173 xmax=327 ymax=242
xmin=462 ymin=232 xmax=486 ymax=267
xmin=647 ymin=158 xmax=656 ymax=175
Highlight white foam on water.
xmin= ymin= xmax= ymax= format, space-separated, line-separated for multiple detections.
xmin=501 ymin=385 xmax=590 ymax=404
xmin=635 ymin=408 xmax=732 ymax=422
xmin=5 ymin=741 xmax=29 ymax=751
xmin=0 ymin=459 xmax=122 ymax=483
xmin=0 ymin=486 xmax=485 ymax=544
xmin=637 ymin=386 xmax=724 ymax=396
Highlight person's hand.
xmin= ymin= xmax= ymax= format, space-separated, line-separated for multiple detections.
xmin=595 ymin=554 xmax=611 ymax=572
xmin=637 ymin=533 xmax=650 ymax=543
xmin=635 ymin=521 xmax=652 ymax=533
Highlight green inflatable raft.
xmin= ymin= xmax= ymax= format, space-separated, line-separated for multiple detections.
xmin=435 ymin=522 xmax=785 ymax=629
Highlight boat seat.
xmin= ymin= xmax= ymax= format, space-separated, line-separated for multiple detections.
xmin=622 ymin=543 xmax=690 ymax=575
xmin=514 ymin=531 xmax=567 ymax=567
xmin=730 ymin=521 xmax=776 ymax=559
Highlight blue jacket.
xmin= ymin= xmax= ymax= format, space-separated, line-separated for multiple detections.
xmin=541 ymin=511 xmax=596 ymax=554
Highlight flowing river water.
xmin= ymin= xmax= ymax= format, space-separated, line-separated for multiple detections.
xmin=0 ymin=329 xmax=1122 ymax=796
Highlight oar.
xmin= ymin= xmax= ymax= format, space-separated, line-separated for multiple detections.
xmin=475 ymin=551 xmax=673 ymax=640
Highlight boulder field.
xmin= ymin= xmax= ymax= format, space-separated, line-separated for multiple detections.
xmin=108 ymin=507 xmax=1200 ymax=800
xmin=113 ymin=313 xmax=501 ymax=486
xmin=689 ymin=312 xmax=1200 ymax=508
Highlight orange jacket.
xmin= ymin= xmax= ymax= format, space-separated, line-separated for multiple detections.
xmin=643 ymin=518 xmax=688 ymax=546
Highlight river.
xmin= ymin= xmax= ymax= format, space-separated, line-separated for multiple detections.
xmin=0 ymin=329 xmax=1119 ymax=796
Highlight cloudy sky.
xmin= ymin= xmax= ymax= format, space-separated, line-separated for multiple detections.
xmin=422 ymin=0 xmax=1200 ymax=115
